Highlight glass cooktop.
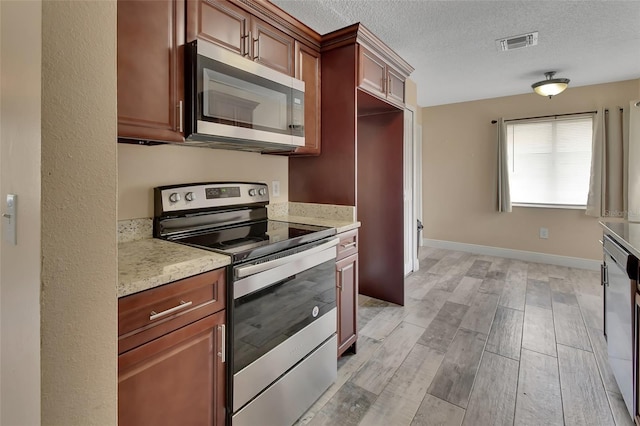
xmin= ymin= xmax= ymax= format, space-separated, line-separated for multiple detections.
xmin=172 ymin=220 xmax=336 ymax=263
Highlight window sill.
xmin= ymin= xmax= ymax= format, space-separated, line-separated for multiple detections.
xmin=512 ymin=203 xmax=587 ymax=211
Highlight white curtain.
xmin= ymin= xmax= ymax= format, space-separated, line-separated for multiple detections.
xmin=586 ymin=108 xmax=627 ymax=218
xmin=586 ymin=109 xmax=606 ymax=217
xmin=496 ymin=118 xmax=511 ymax=212
xmin=629 ymin=101 xmax=640 ymax=221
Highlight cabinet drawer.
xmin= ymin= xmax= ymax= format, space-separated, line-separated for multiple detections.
xmin=336 ymin=229 xmax=358 ymax=261
xmin=119 ymin=268 xmax=226 ymax=354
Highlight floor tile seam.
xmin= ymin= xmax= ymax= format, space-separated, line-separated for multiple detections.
xmin=573 ymin=300 xmax=623 ymax=425
xmin=483 ymin=303 xmax=524 ymax=363
xmin=458 ymin=334 xmax=513 ymax=424
xmin=551 ymin=298 xmax=594 ymax=353
xmin=556 ymin=342 xmax=617 ymax=425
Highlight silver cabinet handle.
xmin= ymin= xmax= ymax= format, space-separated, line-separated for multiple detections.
xmin=252 ymin=32 xmax=259 ymax=60
xmin=177 ymin=100 xmax=183 ymax=133
xmin=149 ymin=300 xmax=192 ymax=321
xmin=218 ymin=324 xmax=226 ymax=363
xmin=340 ymin=242 xmax=357 ymax=249
xmin=388 ymin=75 xmax=392 ymax=95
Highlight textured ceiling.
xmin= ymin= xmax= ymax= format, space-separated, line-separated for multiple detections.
xmin=270 ymin=0 xmax=640 ymax=107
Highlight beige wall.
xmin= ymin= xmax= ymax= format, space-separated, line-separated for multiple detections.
xmin=41 ymin=1 xmax=117 ymax=424
xmin=118 ymin=144 xmax=289 ymax=219
xmin=0 ymin=1 xmax=42 ymax=424
xmin=422 ymin=79 xmax=640 ymax=261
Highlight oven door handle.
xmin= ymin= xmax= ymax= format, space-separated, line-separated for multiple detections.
xmin=235 ymin=237 xmax=339 ymax=279
xmin=234 ymin=237 xmax=339 ymax=299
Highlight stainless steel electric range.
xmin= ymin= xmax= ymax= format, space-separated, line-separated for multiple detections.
xmin=154 ymin=182 xmax=339 ymax=426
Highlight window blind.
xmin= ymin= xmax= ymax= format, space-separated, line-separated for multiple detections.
xmin=506 ymin=116 xmax=593 ymax=206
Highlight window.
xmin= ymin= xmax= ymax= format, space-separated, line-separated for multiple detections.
xmin=506 ymin=115 xmax=593 ymax=207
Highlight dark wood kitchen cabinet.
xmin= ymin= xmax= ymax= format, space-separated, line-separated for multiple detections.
xmin=291 ymin=41 xmax=321 ymax=155
xmin=187 ymin=0 xmax=294 ymax=76
xmin=118 ymin=268 xmax=226 ymax=426
xmin=359 ymin=46 xmax=406 ymax=108
xmin=290 ymin=23 xmax=413 ymax=305
xmin=117 ymin=0 xmax=185 ymax=144
xmin=187 ymin=0 xmax=321 ymax=154
xmin=336 ymin=229 xmax=359 ymax=357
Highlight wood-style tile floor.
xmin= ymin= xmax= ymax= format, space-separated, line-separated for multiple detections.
xmin=297 ymin=247 xmax=633 ymax=426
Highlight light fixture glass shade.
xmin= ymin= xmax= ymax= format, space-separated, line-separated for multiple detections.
xmin=531 ymin=71 xmax=570 ymax=98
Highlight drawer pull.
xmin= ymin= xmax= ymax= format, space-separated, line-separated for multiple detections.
xmin=340 ymin=242 xmax=357 ymax=249
xmin=149 ymin=300 xmax=192 ymax=321
xmin=218 ymin=324 xmax=226 ymax=363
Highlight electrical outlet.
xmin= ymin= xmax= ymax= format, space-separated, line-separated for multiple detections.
xmin=539 ymin=227 xmax=549 ymax=239
xmin=272 ymin=180 xmax=280 ymax=197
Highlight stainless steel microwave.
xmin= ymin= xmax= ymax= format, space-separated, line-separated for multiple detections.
xmin=184 ymin=40 xmax=305 ymax=152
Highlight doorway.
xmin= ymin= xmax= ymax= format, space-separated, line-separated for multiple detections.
xmin=404 ymin=105 xmax=421 ymax=275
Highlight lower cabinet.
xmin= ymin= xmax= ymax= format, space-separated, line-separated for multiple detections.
xmin=119 ymin=311 xmax=226 ymax=426
xmin=336 ymin=229 xmax=359 ymax=357
xmin=118 ymin=268 xmax=227 ymax=426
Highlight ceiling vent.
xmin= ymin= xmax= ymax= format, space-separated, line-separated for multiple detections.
xmin=496 ymin=32 xmax=538 ymax=52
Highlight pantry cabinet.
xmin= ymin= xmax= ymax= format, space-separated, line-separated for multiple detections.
xmin=117 ymin=0 xmax=185 ymax=143
xmin=118 ymin=268 xmax=226 ymax=426
xmin=336 ymin=229 xmax=359 ymax=357
xmin=290 ymin=23 xmax=413 ymax=305
xmin=359 ymin=46 xmax=406 ymax=108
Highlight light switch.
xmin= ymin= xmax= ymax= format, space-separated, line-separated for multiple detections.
xmin=272 ymin=181 xmax=280 ymax=197
xmin=3 ymin=194 xmax=17 ymax=245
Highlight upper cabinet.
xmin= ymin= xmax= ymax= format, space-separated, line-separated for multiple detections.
xmin=186 ymin=0 xmax=249 ymax=56
xmin=357 ymin=43 xmax=407 ymax=108
xmin=292 ymin=41 xmax=321 ymax=155
xmin=250 ymin=17 xmax=295 ymax=76
xmin=117 ymin=0 xmax=185 ymax=144
xmin=187 ymin=0 xmax=294 ymax=76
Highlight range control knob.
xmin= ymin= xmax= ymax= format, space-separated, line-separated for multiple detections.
xmin=185 ymin=192 xmax=196 ymax=202
xmin=169 ymin=192 xmax=181 ymax=203
xmin=248 ymin=189 xmax=257 ymax=196
xmin=258 ymin=188 xmax=267 ymax=196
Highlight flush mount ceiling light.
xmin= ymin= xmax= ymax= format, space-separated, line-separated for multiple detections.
xmin=532 ymin=71 xmax=570 ymax=98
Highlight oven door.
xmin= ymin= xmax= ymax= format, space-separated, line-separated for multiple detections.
xmin=231 ymin=237 xmax=339 ymax=419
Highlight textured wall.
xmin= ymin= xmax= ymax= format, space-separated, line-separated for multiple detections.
xmin=41 ymin=1 xmax=117 ymax=424
xmin=422 ymin=79 xmax=640 ymax=261
xmin=0 ymin=1 xmax=42 ymax=424
xmin=118 ymin=144 xmax=289 ymax=219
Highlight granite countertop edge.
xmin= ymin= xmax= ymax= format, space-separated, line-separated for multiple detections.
xmin=118 ymin=239 xmax=230 ymax=298
xmin=271 ymin=215 xmax=361 ymax=234
xmin=117 ymin=212 xmax=359 ymax=298
xmin=599 ymin=221 xmax=640 ymax=259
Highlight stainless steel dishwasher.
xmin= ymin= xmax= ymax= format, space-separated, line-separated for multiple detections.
xmin=603 ymin=234 xmax=639 ymax=418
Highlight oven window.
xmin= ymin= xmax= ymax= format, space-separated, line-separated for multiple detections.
xmin=233 ymin=258 xmax=336 ymax=373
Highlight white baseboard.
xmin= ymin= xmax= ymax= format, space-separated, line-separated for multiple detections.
xmin=422 ymin=238 xmax=601 ymax=271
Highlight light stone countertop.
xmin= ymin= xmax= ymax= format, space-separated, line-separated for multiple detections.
xmin=271 ymin=215 xmax=360 ymax=234
xmin=118 ymin=238 xmax=230 ymax=298
xmin=600 ymin=221 xmax=640 ymax=259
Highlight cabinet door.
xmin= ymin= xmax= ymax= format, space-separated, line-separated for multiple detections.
xmin=358 ymin=47 xmax=386 ymax=100
xmin=250 ymin=17 xmax=294 ymax=76
xmin=337 ymin=253 xmax=358 ymax=357
xmin=293 ymin=42 xmax=321 ymax=155
xmin=187 ymin=0 xmax=250 ymax=57
xmin=119 ymin=310 xmax=226 ymax=426
xmin=117 ymin=0 xmax=185 ymax=143
xmin=387 ymin=67 xmax=405 ymax=106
